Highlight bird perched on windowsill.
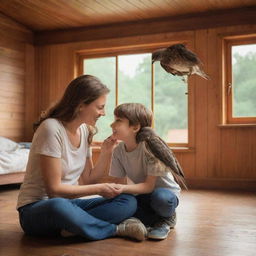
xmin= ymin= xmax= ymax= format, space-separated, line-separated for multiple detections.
xmin=152 ymin=44 xmax=209 ymax=82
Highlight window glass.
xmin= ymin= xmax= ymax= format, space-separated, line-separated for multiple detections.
xmin=84 ymin=57 xmax=115 ymax=141
xmin=154 ymin=62 xmax=188 ymax=143
xmin=232 ymin=44 xmax=256 ymax=117
xmin=118 ymin=54 xmax=151 ymax=109
xmin=83 ymin=52 xmax=189 ymax=144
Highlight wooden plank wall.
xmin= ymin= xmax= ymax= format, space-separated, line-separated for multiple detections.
xmin=0 ymin=13 xmax=33 ymax=141
xmin=31 ymin=23 xmax=256 ymax=191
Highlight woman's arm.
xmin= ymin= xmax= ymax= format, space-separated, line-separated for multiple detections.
xmin=116 ymin=175 xmax=157 ymax=194
xmin=40 ymin=155 xmax=120 ymax=199
xmin=80 ymin=136 xmax=118 ymax=184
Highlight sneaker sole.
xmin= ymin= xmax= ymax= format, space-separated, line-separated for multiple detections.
xmin=147 ymin=228 xmax=174 ymax=240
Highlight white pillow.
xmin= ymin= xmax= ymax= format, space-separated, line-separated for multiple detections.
xmin=0 ymin=136 xmax=19 ymax=152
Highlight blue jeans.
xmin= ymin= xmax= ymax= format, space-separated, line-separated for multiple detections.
xmin=18 ymin=193 xmax=137 ymax=240
xmin=134 ymin=188 xmax=179 ymax=226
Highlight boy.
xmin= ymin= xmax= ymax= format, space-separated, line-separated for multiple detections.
xmin=110 ymin=103 xmax=186 ymax=240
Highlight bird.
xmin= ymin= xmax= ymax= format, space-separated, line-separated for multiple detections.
xmin=136 ymin=127 xmax=188 ymax=189
xmin=152 ymin=43 xmax=209 ymax=82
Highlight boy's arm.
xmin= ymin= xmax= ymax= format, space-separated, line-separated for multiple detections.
xmin=111 ymin=177 xmax=127 ymax=184
xmin=116 ymin=175 xmax=157 ymax=194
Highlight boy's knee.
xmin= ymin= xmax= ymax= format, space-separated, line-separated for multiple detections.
xmin=150 ymin=189 xmax=177 ymax=217
xmin=151 ymin=188 xmax=175 ymax=203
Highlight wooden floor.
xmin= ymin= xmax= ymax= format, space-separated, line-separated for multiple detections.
xmin=0 ymin=185 xmax=255 ymax=256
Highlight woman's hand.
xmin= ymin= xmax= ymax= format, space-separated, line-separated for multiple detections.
xmin=112 ymin=183 xmax=124 ymax=193
xmin=101 ymin=136 xmax=118 ymax=154
xmin=98 ymin=183 xmax=121 ymax=198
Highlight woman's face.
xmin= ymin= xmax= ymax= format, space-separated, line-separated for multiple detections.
xmin=79 ymin=94 xmax=107 ymax=126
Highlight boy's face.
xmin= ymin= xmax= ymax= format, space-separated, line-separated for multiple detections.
xmin=110 ymin=116 xmax=138 ymax=141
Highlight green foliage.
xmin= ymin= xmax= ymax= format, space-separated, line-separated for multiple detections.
xmin=232 ymin=52 xmax=256 ymax=117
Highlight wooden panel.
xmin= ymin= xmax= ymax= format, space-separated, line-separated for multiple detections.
xmin=0 ymin=1 xmax=255 ymax=31
xmin=206 ymin=28 xmax=222 ymax=178
xmin=176 ymin=152 xmax=195 ymax=180
xmin=220 ymin=129 xmax=238 ymax=178
xmin=0 ymin=173 xmax=24 ymax=185
xmin=194 ymin=30 xmax=208 ymax=178
xmin=235 ymin=128 xmax=255 ymax=179
xmin=0 ymin=13 xmax=33 ymax=141
xmin=0 ymin=13 xmax=33 ymax=43
xmin=34 ymin=7 xmax=256 ymax=45
xmin=24 ymin=44 xmax=37 ymax=141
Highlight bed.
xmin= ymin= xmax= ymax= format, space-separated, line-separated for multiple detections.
xmin=0 ymin=137 xmax=30 ymax=185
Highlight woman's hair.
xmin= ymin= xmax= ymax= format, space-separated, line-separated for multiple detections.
xmin=114 ymin=103 xmax=153 ymax=144
xmin=34 ymin=75 xmax=109 ymax=144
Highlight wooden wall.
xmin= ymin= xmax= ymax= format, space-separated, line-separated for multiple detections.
xmin=31 ymin=21 xmax=256 ymax=191
xmin=0 ymin=10 xmax=252 ymax=190
xmin=0 ymin=13 xmax=33 ymax=141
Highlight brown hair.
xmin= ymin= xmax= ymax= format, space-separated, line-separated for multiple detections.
xmin=114 ymin=103 xmax=153 ymax=142
xmin=34 ymin=75 xmax=109 ymax=144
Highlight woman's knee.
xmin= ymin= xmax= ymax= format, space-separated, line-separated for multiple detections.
xmin=45 ymin=197 xmax=70 ymax=214
xmin=115 ymin=194 xmax=137 ymax=216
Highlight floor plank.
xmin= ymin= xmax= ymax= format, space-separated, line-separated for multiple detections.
xmin=0 ymin=185 xmax=255 ymax=256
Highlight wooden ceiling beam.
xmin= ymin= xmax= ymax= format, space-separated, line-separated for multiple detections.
xmin=35 ymin=7 xmax=256 ymax=46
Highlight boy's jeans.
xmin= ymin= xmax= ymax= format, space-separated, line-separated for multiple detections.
xmin=135 ymin=188 xmax=179 ymax=226
xmin=18 ymin=194 xmax=137 ymax=240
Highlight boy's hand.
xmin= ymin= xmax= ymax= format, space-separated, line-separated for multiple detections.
xmin=98 ymin=183 xmax=121 ymax=198
xmin=101 ymin=136 xmax=118 ymax=154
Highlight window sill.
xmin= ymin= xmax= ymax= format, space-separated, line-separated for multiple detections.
xmin=218 ymin=124 xmax=256 ymax=128
xmin=171 ymin=147 xmax=195 ymax=153
xmin=92 ymin=146 xmax=194 ymax=153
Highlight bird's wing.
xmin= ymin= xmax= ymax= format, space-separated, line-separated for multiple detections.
xmin=144 ymin=137 xmax=187 ymax=189
xmin=145 ymin=136 xmax=185 ymax=178
xmin=167 ymin=44 xmax=200 ymax=65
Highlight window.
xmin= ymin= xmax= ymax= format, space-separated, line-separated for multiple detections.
xmin=79 ymin=48 xmax=191 ymax=147
xmin=224 ymin=36 xmax=256 ymax=124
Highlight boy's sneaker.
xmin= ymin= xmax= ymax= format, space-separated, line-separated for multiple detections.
xmin=60 ymin=229 xmax=76 ymax=237
xmin=116 ymin=217 xmax=148 ymax=241
xmin=148 ymin=212 xmax=176 ymax=240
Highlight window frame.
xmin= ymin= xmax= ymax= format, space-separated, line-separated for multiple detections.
xmin=223 ymin=35 xmax=256 ymax=124
xmin=76 ymin=43 xmax=195 ymax=149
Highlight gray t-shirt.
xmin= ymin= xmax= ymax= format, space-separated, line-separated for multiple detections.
xmin=17 ymin=118 xmax=91 ymax=209
xmin=110 ymin=142 xmax=181 ymax=197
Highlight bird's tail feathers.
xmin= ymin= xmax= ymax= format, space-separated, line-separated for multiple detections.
xmin=171 ymin=170 xmax=188 ymax=190
xmin=193 ymin=65 xmax=210 ymax=80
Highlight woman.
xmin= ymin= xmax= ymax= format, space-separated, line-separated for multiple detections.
xmin=16 ymin=75 xmax=147 ymax=241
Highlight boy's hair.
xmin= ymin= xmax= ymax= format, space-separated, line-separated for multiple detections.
xmin=114 ymin=103 xmax=153 ymax=128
